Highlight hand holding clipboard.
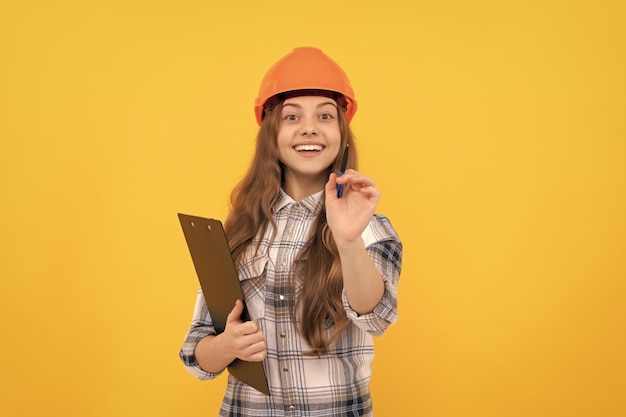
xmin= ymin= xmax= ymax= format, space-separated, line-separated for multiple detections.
xmin=178 ymin=213 xmax=270 ymax=396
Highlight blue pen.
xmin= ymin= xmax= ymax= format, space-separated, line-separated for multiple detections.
xmin=336 ymin=144 xmax=349 ymax=198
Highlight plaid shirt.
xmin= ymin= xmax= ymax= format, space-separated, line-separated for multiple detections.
xmin=180 ymin=190 xmax=402 ymax=416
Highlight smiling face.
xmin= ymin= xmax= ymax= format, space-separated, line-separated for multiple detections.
xmin=276 ymin=95 xmax=342 ymax=200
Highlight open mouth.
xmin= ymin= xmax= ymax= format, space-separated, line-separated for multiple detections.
xmin=294 ymin=144 xmax=324 ymax=153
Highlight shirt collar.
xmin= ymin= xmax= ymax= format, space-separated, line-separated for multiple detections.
xmin=273 ymin=189 xmax=324 ymax=215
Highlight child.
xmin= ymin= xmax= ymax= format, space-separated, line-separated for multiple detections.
xmin=180 ymin=46 xmax=402 ymax=417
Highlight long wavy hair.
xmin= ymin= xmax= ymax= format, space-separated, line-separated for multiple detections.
xmin=223 ymin=100 xmax=358 ymax=355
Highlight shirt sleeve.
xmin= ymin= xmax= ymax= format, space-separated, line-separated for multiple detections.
xmin=178 ymin=288 xmax=225 ymax=380
xmin=342 ymin=214 xmax=403 ymax=336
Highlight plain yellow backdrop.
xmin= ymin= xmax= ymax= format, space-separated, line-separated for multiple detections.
xmin=1 ymin=1 xmax=624 ymax=416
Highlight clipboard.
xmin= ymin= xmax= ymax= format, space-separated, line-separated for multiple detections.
xmin=178 ymin=213 xmax=270 ymax=396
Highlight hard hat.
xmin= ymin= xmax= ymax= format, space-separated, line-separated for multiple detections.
xmin=254 ymin=47 xmax=358 ymax=125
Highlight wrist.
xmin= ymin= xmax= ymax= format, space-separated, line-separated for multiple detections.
xmin=196 ymin=334 xmax=236 ymax=372
xmin=334 ymin=236 xmax=365 ymax=253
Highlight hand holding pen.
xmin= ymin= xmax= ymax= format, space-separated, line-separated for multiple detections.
xmin=326 ymin=146 xmax=381 ymax=243
xmin=333 ymin=144 xmax=378 ymax=202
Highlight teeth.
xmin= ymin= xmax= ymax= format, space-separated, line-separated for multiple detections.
xmin=295 ymin=144 xmax=323 ymax=151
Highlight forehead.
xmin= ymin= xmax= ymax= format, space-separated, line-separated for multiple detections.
xmin=282 ymin=95 xmax=338 ymax=107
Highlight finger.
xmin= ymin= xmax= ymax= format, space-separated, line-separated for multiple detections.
xmin=237 ymin=332 xmax=267 ymax=361
xmin=326 ymin=173 xmax=340 ymax=200
xmin=338 ymin=170 xmax=374 ymax=187
xmin=326 ymin=173 xmax=338 ymax=188
xmin=240 ymin=319 xmax=261 ymax=336
xmin=251 ymin=350 xmax=267 ymax=362
xmin=357 ymin=181 xmax=378 ymax=191
xmin=226 ymin=299 xmax=244 ymax=324
xmin=246 ymin=338 xmax=267 ymax=354
xmin=333 ymin=169 xmax=353 ymax=185
xmin=244 ymin=345 xmax=267 ymax=362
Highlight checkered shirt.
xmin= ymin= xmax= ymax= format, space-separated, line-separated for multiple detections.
xmin=180 ymin=190 xmax=402 ymax=416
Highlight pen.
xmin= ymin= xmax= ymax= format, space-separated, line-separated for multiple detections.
xmin=336 ymin=144 xmax=349 ymax=198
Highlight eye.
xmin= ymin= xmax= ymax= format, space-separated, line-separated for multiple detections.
xmin=319 ymin=113 xmax=334 ymax=120
xmin=282 ymin=113 xmax=298 ymax=121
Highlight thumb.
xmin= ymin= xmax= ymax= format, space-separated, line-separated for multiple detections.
xmin=326 ymin=173 xmax=339 ymax=201
xmin=226 ymin=299 xmax=244 ymax=324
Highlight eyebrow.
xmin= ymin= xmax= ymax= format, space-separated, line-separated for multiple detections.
xmin=281 ymin=101 xmax=338 ymax=110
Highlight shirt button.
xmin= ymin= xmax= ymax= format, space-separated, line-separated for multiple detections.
xmin=289 ymin=405 xmax=295 ymax=411
xmin=283 ymin=366 xmax=289 ymax=372
xmin=279 ymin=294 xmax=285 ymax=300
xmin=280 ymin=332 xmax=286 ymax=338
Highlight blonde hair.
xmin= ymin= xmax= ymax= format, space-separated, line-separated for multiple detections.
xmin=224 ymin=101 xmax=358 ymax=355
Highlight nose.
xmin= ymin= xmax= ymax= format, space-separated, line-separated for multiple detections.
xmin=299 ymin=117 xmax=318 ymax=136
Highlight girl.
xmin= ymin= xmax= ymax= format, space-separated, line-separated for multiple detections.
xmin=180 ymin=47 xmax=402 ymax=417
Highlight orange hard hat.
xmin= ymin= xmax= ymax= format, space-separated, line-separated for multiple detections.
xmin=254 ymin=47 xmax=358 ymax=125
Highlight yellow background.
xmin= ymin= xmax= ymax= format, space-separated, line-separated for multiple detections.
xmin=1 ymin=1 xmax=625 ymax=416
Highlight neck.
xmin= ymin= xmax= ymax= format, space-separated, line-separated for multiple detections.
xmin=283 ymin=172 xmax=326 ymax=201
